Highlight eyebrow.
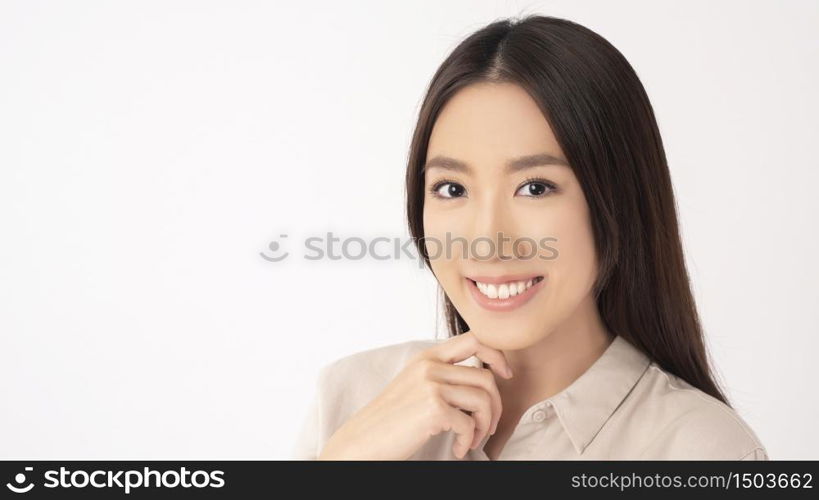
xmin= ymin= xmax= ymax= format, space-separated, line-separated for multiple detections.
xmin=422 ymin=153 xmax=569 ymax=175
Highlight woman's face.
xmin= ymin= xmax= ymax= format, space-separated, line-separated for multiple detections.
xmin=422 ymin=82 xmax=599 ymax=351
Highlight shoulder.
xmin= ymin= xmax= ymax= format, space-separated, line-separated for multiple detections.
xmin=292 ymin=338 xmax=442 ymax=459
xmin=632 ymin=362 xmax=769 ymax=460
xmin=318 ymin=337 xmax=443 ymax=382
xmin=312 ymin=338 xmax=444 ymax=418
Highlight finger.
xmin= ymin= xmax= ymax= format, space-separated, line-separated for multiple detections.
xmin=459 ymin=331 xmax=514 ymax=379
xmin=440 ymin=404 xmax=476 ymax=459
xmin=428 ymin=363 xmax=503 ymax=436
xmin=422 ymin=331 xmax=514 ymax=380
xmin=437 ymin=383 xmax=493 ymax=450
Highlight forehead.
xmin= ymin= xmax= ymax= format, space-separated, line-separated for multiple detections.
xmin=426 ymin=82 xmax=564 ymax=166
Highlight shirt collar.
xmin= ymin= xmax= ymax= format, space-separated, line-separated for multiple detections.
xmin=547 ymin=334 xmax=651 ymax=455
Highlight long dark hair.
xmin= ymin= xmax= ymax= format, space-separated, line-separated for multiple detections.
xmin=404 ymin=15 xmax=730 ymax=406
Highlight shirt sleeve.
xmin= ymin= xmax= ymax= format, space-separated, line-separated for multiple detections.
xmin=290 ymin=363 xmax=332 ymax=460
xmin=634 ymin=398 xmax=770 ymax=460
xmin=739 ymin=447 xmax=770 ymax=461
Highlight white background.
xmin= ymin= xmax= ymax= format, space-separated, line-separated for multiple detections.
xmin=1 ymin=0 xmax=817 ymax=460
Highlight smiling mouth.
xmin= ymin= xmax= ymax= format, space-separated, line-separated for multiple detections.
xmin=467 ymin=276 xmax=544 ymax=299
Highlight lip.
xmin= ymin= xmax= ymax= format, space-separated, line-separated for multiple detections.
xmin=465 ymin=274 xmax=545 ymax=312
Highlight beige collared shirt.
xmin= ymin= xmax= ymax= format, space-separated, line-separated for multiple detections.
xmin=291 ymin=335 xmax=769 ymax=460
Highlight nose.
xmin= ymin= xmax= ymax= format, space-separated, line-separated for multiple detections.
xmin=468 ymin=192 xmax=517 ymax=263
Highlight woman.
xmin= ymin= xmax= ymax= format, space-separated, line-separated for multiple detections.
xmin=292 ymin=15 xmax=768 ymax=460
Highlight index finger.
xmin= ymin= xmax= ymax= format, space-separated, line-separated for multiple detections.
xmin=421 ymin=330 xmax=513 ymax=379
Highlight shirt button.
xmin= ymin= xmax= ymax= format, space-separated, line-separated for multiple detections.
xmin=532 ymin=409 xmax=547 ymax=422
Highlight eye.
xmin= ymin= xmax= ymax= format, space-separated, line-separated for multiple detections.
xmin=430 ymin=180 xmax=466 ymax=199
xmin=515 ymin=178 xmax=557 ymax=197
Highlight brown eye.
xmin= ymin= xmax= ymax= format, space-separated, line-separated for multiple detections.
xmin=515 ymin=180 xmax=556 ymax=197
xmin=432 ymin=182 xmax=466 ymax=199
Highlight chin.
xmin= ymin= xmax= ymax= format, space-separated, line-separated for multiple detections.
xmin=466 ymin=316 xmax=550 ymax=351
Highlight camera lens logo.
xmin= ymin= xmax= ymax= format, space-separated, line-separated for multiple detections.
xmin=6 ymin=467 xmax=35 ymax=494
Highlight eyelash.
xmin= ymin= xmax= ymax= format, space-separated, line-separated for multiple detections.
xmin=428 ymin=177 xmax=559 ymax=199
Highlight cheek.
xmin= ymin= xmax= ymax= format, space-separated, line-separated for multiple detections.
xmin=422 ymin=207 xmax=463 ymax=285
xmin=544 ymin=207 xmax=598 ymax=300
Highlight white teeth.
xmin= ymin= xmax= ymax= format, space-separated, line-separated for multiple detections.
xmin=473 ymin=277 xmax=541 ymax=299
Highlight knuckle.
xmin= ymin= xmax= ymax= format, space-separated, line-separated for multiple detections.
xmin=480 ymin=368 xmax=495 ymax=385
xmin=425 ymin=380 xmax=443 ymax=399
xmin=408 ymin=350 xmax=427 ymax=366
xmin=416 ymin=358 xmax=436 ymax=378
xmin=426 ymin=399 xmax=449 ymax=427
xmin=467 ymin=417 xmax=477 ymax=434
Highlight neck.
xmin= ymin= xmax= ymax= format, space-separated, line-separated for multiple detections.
xmin=495 ymin=294 xmax=614 ymax=408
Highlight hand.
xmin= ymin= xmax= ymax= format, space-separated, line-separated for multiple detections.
xmin=318 ymin=330 xmax=513 ymax=460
